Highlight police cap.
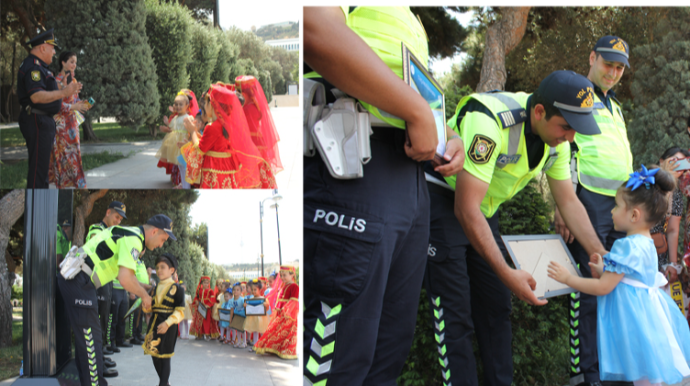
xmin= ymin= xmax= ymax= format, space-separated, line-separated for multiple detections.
xmin=108 ymin=201 xmax=127 ymax=219
xmin=593 ymin=35 xmax=629 ymax=67
xmin=26 ymin=28 xmax=61 ymax=50
xmin=537 ymin=70 xmax=600 ymax=136
xmin=146 ymin=214 xmax=177 ymax=241
xmin=61 ymin=219 xmax=72 ymax=227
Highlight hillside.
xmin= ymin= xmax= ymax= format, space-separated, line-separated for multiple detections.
xmin=255 ymin=22 xmax=299 ymax=41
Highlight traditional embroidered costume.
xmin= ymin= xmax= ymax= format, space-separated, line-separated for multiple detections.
xmin=254 ymin=266 xmax=298 ymax=359
xmin=181 ymin=82 xmax=270 ymax=188
xmin=190 ymin=276 xmax=219 ymax=338
xmin=142 ymin=277 xmax=185 ymax=358
xmin=236 ymin=75 xmax=282 ymax=188
xmin=49 ymin=72 xmax=86 ymax=188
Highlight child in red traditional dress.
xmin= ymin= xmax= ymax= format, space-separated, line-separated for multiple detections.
xmin=236 ymin=75 xmax=282 ymax=188
xmin=190 ymin=276 xmax=219 ymax=340
xmin=156 ymin=89 xmax=199 ymax=187
xmin=181 ymin=82 xmax=272 ymax=189
xmin=254 ymin=266 xmax=298 ymax=359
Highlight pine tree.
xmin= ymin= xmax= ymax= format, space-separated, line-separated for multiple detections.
xmin=628 ymin=8 xmax=690 ymax=165
xmin=145 ymin=0 xmax=194 ymax=119
xmin=46 ymin=0 xmax=160 ymax=131
xmin=187 ymin=21 xmax=220 ymax=98
xmin=210 ymin=30 xmax=239 ymax=85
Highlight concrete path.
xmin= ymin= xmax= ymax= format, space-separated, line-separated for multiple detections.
xmin=85 ymin=106 xmax=300 ymax=189
xmin=1 ymin=140 xmax=161 ymax=162
xmin=0 ymin=338 xmax=298 ymax=386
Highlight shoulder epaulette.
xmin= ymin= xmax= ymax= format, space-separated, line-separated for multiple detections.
xmin=496 ymin=108 xmax=528 ymax=129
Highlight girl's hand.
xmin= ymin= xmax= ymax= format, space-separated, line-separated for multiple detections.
xmin=661 ymin=157 xmax=680 ymax=173
xmin=168 ymin=106 xmax=174 ymax=114
xmin=159 ymin=125 xmax=172 ymax=133
xmin=157 ymin=322 xmax=169 ymax=334
xmin=163 ymin=116 xmax=169 ymax=125
xmin=177 ymin=141 xmax=186 ymax=149
xmin=547 ymin=261 xmax=571 ymax=284
xmin=183 ymin=116 xmax=197 ymax=134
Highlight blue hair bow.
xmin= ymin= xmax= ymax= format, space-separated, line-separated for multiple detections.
xmin=626 ymin=165 xmax=659 ymax=191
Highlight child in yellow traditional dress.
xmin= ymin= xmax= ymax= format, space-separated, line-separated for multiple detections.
xmin=244 ymin=279 xmax=269 ymax=349
xmin=156 ymin=90 xmax=198 ymax=188
xmin=142 ymin=254 xmax=185 ymax=386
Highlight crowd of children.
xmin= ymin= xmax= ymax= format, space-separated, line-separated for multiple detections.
xmin=155 ymin=76 xmax=281 ymax=189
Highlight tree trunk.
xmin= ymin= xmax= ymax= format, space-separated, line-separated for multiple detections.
xmin=476 ymin=7 xmax=531 ymax=93
xmin=82 ymin=119 xmax=99 ymax=142
xmin=0 ymin=190 xmax=25 ymax=348
xmin=9 ymin=0 xmax=44 ymax=53
xmin=73 ymin=189 xmax=108 ymax=247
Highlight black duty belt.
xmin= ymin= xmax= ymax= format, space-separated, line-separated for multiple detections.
xmin=370 ymin=126 xmax=408 ymax=154
xmin=23 ymin=105 xmax=51 ymax=116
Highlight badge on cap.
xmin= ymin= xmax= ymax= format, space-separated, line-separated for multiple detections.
xmin=31 ymin=71 xmax=40 ymax=82
xmin=611 ymin=39 xmax=627 ymax=53
xmin=577 ymin=87 xmax=594 ymax=108
xmin=121 ymin=204 xmax=126 ymax=213
xmin=468 ymin=134 xmax=496 ymax=164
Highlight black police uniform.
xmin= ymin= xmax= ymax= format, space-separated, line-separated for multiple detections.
xmin=17 ymin=31 xmax=62 ymax=188
xmin=303 ymin=79 xmax=430 ymax=386
xmin=90 ymin=222 xmax=116 ymax=353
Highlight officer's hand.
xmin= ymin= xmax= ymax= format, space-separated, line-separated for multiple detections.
xmin=432 ymin=137 xmax=465 ymax=177
xmin=404 ymin=112 xmax=438 ymax=162
xmin=554 ymin=207 xmax=574 ymax=244
xmin=64 ymin=81 xmax=82 ymax=96
xmin=142 ymin=294 xmax=152 ymax=312
xmin=157 ymin=322 xmax=169 ymax=335
xmin=129 ymin=292 xmax=136 ymax=300
xmin=501 ymin=269 xmax=548 ymax=306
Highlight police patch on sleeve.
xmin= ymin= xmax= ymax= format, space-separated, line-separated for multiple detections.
xmin=31 ymin=71 xmax=41 ymax=81
xmin=131 ymin=248 xmax=140 ymax=261
xmin=468 ymin=134 xmax=496 ymax=164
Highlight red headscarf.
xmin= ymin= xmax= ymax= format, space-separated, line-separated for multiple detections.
xmin=235 ymin=75 xmax=283 ymax=175
xmin=167 ymin=89 xmax=199 ymax=121
xmin=207 ymin=82 xmax=266 ymax=188
xmin=195 ymin=276 xmax=210 ymax=301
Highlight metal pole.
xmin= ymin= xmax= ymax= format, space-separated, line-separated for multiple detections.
xmin=275 ymin=203 xmax=282 ymax=266
xmin=214 ymin=0 xmax=220 ymax=28
xmin=259 ymin=201 xmax=264 ymax=277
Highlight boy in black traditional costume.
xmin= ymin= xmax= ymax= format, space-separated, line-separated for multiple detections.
xmin=142 ymin=253 xmax=185 ymax=386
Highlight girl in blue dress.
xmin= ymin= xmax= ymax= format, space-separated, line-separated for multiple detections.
xmin=549 ymin=165 xmax=690 ymax=386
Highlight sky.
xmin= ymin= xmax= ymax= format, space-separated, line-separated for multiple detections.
xmin=428 ymin=9 xmax=477 ymax=77
xmin=188 ymin=189 xmax=301 ymax=270
xmin=219 ymin=3 xmax=300 ymax=32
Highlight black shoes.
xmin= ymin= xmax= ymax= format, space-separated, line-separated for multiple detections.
xmin=116 ymin=341 xmax=133 ymax=348
xmin=104 ymin=357 xmax=116 ymax=368
xmin=103 ymin=346 xmax=114 ymax=355
xmin=103 ymin=367 xmax=118 ymax=377
xmin=130 ymin=337 xmax=144 ymax=345
xmin=109 ymin=345 xmax=121 ymax=353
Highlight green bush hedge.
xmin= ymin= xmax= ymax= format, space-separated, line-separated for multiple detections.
xmin=399 ymin=180 xmax=569 ymax=386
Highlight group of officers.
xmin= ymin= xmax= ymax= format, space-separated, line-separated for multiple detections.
xmin=56 ymin=200 xmax=176 ymax=386
xmin=303 ymin=6 xmax=632 ymax=386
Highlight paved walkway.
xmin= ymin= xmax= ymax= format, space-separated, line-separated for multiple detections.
xmin=0 ymin=338 xmax=298 ymax=386
xmin=1 ymin=140 xmax=162 ymax=162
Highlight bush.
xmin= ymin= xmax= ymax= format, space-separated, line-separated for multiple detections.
xmin=11 ymin=285 xmax=22 ymax=300
xmin=187 ymin=21 xmax=221 ymax=99
xmin=210 ymin=30 xmax=239 ymax=84
xmin=400 ymin=180 xmax=569 ymax=386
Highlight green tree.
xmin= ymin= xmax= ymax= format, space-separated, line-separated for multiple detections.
xmin=260 ymin=58 xmax=284 ymax=95
xmin=410 ymin=7 xmax=471 ymax=60
xmin=187 ymin=21 xmax=220 ymax=98
xmin=190 ymin=222 xmax=208 ymax=258
xmin=227 ymin=27 xmax=270 ymax=66
xmin=145 ymin=0 xmax=194 ymax=121
xmin=270 ymin=47 xmax=298 ymax=93
xmin=229 ymin=57 xmax=259 ymax=83
xmin=45 ymin=0 xmax=160 ymax=130
xmin=628 ymin=8 xmax=690 ymax=166
xmin=210 ymin=30 xmax=239 ymax=84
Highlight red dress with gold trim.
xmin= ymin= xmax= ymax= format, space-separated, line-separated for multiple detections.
xmin=254 ymin=282 xmax=298 ymax=359
xmin=190 ymin=287 xmax=219 ymax=338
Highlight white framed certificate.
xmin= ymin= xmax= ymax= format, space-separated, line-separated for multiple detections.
xmin=198 ymin=303 xmax=207 ymax=319
xmin=501 ymin=234 xmax=583 ymax=299
xmin=219 ymin=308 xmax=231 ymax=322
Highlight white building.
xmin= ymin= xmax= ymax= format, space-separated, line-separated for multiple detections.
xmin=266 ymin=38 xmax=299 ymax=52
xmin=227 ymin=270 xmax=261 ymax=280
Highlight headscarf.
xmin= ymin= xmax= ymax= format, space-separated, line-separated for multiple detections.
xmin=235 ymin=75 xmax=283 ymax=175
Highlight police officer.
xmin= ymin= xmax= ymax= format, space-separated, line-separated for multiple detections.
xmin=422 ymin=70 xmax=609 ymax=386
xmin=17 ymin=28 xmax=81 ymax=188
xmin=57 ymin=219 xmax=72 ymax=263
xmin=303 ymin=7 xmax=465 ymax=386
xmin=127 ymin=259 xmax=152 ymax=345
xmin=57 ymin=214 xmax=175 ymax=386
xmin=552 ymin=36 xmax=632 ymax=386
xmin=87 ymin=201 xmax=127 ymax=374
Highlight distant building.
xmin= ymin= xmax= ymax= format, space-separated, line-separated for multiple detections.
xmin=227 ymin=270 xmax=260 ymax=280
xmin=266 ymin=38 xmax=299 ymax=52
xmin=260 ymin=21 xmax=295 ymax=29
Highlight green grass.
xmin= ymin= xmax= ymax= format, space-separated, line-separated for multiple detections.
xmin=0 ymin=151 xmax=128 ymax=188
xmin=0 ymin=309 xmax=23 ymax=381
xmin=1 ymin=122 xmax=166 ymax=148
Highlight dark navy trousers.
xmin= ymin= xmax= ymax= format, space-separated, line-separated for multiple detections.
xmin=424 ymin=186 xmax=513 ymax=386
xmin=18 ymin=110 xmax=55 ymax=189
xmin=110 ymin=288 xmax=128 ymax=346
xmin=303 ymin=127 xmax=430 ymax=386
xmin=57 ymin=271 xmax=107 ymax=386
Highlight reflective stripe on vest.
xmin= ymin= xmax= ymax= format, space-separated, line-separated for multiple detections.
xmin=574 ymin=93 xmax=632 ymax=196
xmin=445 ymin=92 xmax=561 ymax=218
xmin=304 ymin=6 xmax=429 ymax=129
